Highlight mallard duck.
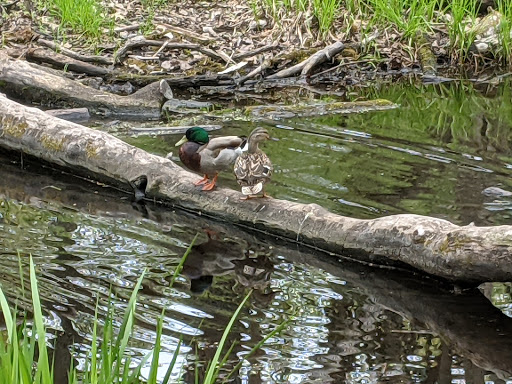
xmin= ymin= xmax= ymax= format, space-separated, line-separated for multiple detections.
xmin=175 ymin=127 xmax=245 ymax=191
xmin=234 ymin=127 xmax=273 ymax=199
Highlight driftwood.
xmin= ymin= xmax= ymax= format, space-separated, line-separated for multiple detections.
xmin=267 ymin=41 xmax=345 ymax=79
xmin=237 ymin=59 xmax=271 ymax=85
xmin=114 ymin=36 xmax=228 ymax=64
xmin=245 ymin=99 xmax=397 ymax=119
xmin=18 ymin=47 xmax=110 ymax=76
xmin=129 ymin=124 xmax=222 ymax=136
xmin=0 ymin=52 xmax=162 ymax=118
xmin=112 ymin=73 xmax=234 ymax=88
xmin=37 ymin=39 xmax=114 ymax=66
xmin=1 ymin=93 xmax=512 ymax=283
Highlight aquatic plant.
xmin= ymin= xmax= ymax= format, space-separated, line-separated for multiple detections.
xmin=0 ymin=249 xmax=286 ymax=383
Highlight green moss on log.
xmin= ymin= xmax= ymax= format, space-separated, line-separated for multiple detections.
xmin=40 ymin=134 xmax=65 ymax=152
xmin=85 ymin=141 xmax=98 ymax=158
xmin=1 ymin=116 xmax=28 ymax=138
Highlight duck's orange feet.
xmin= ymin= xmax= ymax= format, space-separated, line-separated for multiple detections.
xmin=201 ymin=174 xmax=218 ymax=191
xmin=194 ymin=175 xmax=209 ymax=186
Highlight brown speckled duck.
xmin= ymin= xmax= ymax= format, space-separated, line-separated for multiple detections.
xmin=175 ymin=127 xmax=245 ymax=191
xmin=234 ymin=127 xmax=273 ymax=199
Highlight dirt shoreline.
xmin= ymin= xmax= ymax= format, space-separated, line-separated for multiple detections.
xmin=2 ymin=0 xmax=511 ymax=93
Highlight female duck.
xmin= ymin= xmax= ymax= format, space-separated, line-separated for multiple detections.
xmin=234 ymin=127 xmax=273 ymax=199
xmin=175 ymin=127 xmax=245 ymax=191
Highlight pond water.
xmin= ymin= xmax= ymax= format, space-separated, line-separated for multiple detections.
xmin=1 ymin=79 xmax=512 ymax=383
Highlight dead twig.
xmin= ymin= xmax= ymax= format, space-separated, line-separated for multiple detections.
xmin=23 ymin=47 xmax=111 ymax=76
xmin=114 ymin=24 xmax=141 ymax=33
xmin=114 ymin=36 xmax=227 ymax=64
xmin=38 ymin=39 xmax=114 ymax=65
xmin=155 ymin=21 xmax=214 ymax=44
xmin=267 ymin=41 xmax=345 ymax=79
xmin=236 ymin=59 xmax=271 ymax=85
xmin=232 ymin=42 xmax=279 ymax=61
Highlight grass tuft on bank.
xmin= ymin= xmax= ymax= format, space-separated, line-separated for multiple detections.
xmin=251 ymin=0 xmax=512 ymax=65
xmin=39 ymin=0 xmax=113 ymax=39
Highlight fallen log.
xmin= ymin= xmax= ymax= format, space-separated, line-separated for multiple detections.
xmin=1 ymin=93 xmax=512 ymax=284
xmin=267 ymin=41 xmax=345 ymax=79
xmin=37 ymin=39 xmax=114 ymax=65
xmin=6 ymin=46 xmax=111 ymax=76
xmin=0 ymin=52 xmax=162 ymax=118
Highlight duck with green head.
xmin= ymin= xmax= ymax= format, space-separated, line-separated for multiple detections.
xmin=175 ymin=127 xmax=245 ymax=191
xmin=234 ymin=127 xmax=273 ymax=199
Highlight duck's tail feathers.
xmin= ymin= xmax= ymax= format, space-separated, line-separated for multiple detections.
xmin=241 ymin=183 xmax=263 ymax=196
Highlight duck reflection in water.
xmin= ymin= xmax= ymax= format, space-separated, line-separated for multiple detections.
xmin=180 ymin=229 xmax=275 ymax=299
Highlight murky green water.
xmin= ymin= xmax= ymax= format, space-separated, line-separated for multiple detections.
xmin=124 ymin=79 xmax=512 ymax=225
xmin=2 ymin=79 xmax=512 ymax=383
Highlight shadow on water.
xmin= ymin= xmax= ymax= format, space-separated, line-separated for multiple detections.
xmin=1 ymin=143 xmax=512 ymax=383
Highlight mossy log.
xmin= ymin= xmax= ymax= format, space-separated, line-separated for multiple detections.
xmin=1 ymin=94 xmax=512 ymax=284
xmin=0 ymin=52 xmax=162 ymax=118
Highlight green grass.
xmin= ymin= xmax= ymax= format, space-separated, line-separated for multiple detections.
xmin=0 ymin=243 xmax=287 ymax=383
xmin=251 ymin=0 xmax=512 ymax=66
xmin=258 ymin=0 xmax=340 ymax=36
xmin=312 ymin=0 xmax=341 ymax=36
xmin=365 ymin=0 xmax=442 ymax=40
xmin=496 ymin=0 xmax=512 ymax=65
xmin=43 ymin=0 xmax=113 ymax=39
xmin=447 ymin=0 xmax=478 ymax=63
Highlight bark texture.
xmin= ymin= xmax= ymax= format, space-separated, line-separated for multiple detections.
xmin=1 ymin=93 xmax=512 ymax=284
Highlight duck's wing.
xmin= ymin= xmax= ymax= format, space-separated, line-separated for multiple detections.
xmin=203 ymin=136 xmax=244 ymax=152
xmin=234 ymin=153 xmax=273 ymax=186
xmin=198 ymin=136 xmax=245 ymax=171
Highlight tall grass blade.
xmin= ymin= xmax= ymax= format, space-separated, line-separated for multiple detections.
xmin=169 ymin=233 xmax=198 ymax=287
xmin=108 ymin=270 xmax=146 ymax=382
xmin=29 ymin=256 xmax=53 ymax=383
xmin=162 ymin=339 xmax=182 ymax=384
xmin=0 ymin=286 xmax=13 ymax=342
xmin=203 ymin=289 xmax=252 ymax=384
xmin=148 ymin=310 xmax=164 ymax=384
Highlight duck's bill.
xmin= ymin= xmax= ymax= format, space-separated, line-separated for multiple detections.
xmin=175 ymin=135 xmax=188 ymax=146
